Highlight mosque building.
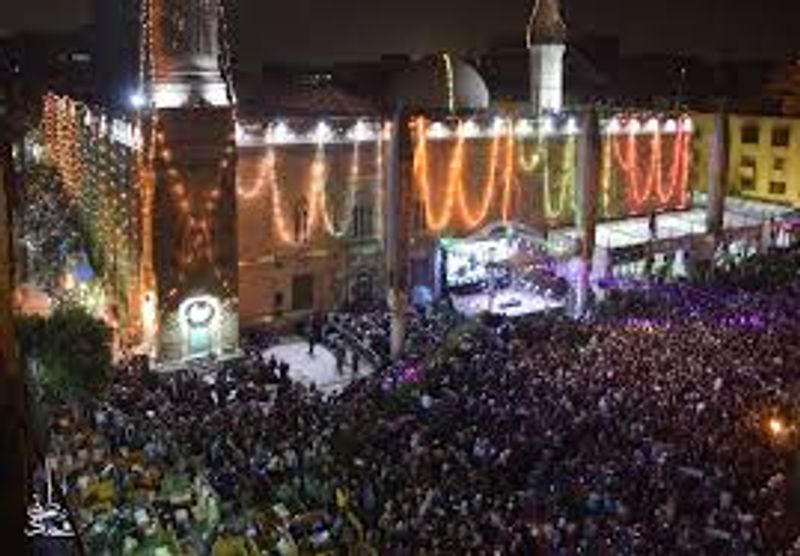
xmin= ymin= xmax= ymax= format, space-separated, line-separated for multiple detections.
xmin=23 ymin=0 xmax=797 ymax=364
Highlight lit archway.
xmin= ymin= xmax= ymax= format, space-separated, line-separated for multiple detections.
xmin=178 ymin=295 xmax=222 ymax=359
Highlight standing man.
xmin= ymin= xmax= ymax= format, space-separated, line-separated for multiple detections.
xmin=308 ymin=310 xmax=323 ymax=357
xmin=335 ymin=344 xmax=345 ymax=376
xmin=307 ymin=313 xmax=316 ymax=356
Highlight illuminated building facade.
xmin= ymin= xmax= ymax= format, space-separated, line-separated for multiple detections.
xmin=25 ymin=0 xmax=741 ymax=364
xmin=138 ymin=0 xmax=239 ymax=361
xmin=27 ymin=0 xmax=700 ymax=363
xmin=692 ymin=112 xmax=800 ymax=208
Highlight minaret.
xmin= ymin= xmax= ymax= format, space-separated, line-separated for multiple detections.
xmin=527 ymin=0 xmax=567 ymax=113
xmin=145 ymin=0 xmax=231 ymax=108
xmin=138 ymin=0 xmax=239 ymax=363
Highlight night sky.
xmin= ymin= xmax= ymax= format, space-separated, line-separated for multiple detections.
xmin=2 ymin=0 xmax=799 ymax=66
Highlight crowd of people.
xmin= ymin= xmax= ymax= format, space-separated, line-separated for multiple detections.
xmin=326 ymin=304 xmax=460 ymax=367
xmin=43 ymin=249 xmax=800 ymax=554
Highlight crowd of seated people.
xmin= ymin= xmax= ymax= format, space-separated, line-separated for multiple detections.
xmin=44 ymin=250 xmax=800 ymax=554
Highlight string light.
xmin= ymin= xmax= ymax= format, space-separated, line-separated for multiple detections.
xmin=266 ymin=149 xmax=296 ymax=245
xmin=457 ymin=131 xmax=500 ymax=228
xmin=606 ymin=117 xmax=623 ymax=134
xmin=39 ymin=93 xmax=139 ymax=329
xmin=543 ymin=137 xmax=577 ymax=221
xmin=502 ymin=126 xmax=517 ymax=222
xmin=442 ymin=53 xmax=456 ymax=114
xmin=518 ymin=136 xmax=545 ymax=173
xmin=314 ymin=121 xmax=333 ymax=144
xmin=540 ymin=115 xmax=555 ymax=136
xmin=461 ymin=120 xmax=481 ymax=138
xmin=320 ymin=142 xmax=361 ymax=237
xmin=614 ymin=132 xmax=646 ymax=210
xmin=414 ymin=118 xmax=456 ymax=231
xmin=601 ymin=137 xmax=612 ymax=216
xmin=427 ymin=122 xmax=451 ymax=140
xmin=613 ymin=122 xmax=693 ymax=213
xmin=256 ymin=140 xmax=373 ymax=244
xmin=374 ymin=132 xmax=385 ymax=240
xmin=269 ymin=121 xmax=294 ymax=144
xmin=515 ymin=119 xmax=535 ymax=137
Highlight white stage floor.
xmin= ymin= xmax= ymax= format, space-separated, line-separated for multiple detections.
xmin=452 ymin=288 xmax=564 ymax=317
xmin=263 ymin=341 xmax=374 ymax=395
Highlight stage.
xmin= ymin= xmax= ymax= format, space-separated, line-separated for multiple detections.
xmin=451 ymin=286 xmax=565 ymax=317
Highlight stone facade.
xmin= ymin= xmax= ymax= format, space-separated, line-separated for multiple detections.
xmin=152 ymin=107 xmax=239 ymax=361
xmin=236 ymin=140 xmax=385 ymax=326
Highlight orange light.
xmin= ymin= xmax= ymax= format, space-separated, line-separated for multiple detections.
xmin=413 ymin=117 xmax=456 ymax=232
xmin=501 ymin=127 xmax=517 ymax=223
xmin=543 ymin=137 xmax=576 ymax=221
xmin=457 ymin=131 xmax=499 ymax=229
xmin=518 ymin=135 xmax=544 ymax=173
xmin=267 ymin=149 xmax=298 ymax=245
xmin=768 ymin=418 xmax=786 ymax=437
xmin=601 ymin=138 xmax=612 ymax=216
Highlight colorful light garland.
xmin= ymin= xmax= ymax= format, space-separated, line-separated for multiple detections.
xmin=518 ymin=137 xmax=545 ymax=173
xmin=502 ymin=127 xmax=517 ymax=223
xmin=252 ymin=141 xmax=378 ymax=245
xmin=612 ymin=118 xmax=693 ymax=214
xmin=457 ymin=130 xmax=500 ymax=228
xmin=38 ymin=94 xmax=139 ymax=325
xmin=542 ymin=137 xmax=577 ymax=221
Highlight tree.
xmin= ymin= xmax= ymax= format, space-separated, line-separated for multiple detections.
xmin=16 ymin=161 xmax=83 ymax=290
xmin=19 ymin=307 xmax=113 ymax=406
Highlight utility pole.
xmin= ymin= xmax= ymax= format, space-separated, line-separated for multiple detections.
xmin=573 ymin=106 xmax=601 ymax=316
xmin=386 ymin=107 xmax=412 ymax=360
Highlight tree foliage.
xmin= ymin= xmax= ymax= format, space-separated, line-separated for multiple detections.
xmin=17 ymin=306 xmax=112 ymax=404
xmin=16 ymin=161 xmax=83 ymax=290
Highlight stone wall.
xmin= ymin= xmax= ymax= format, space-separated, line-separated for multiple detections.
xmin=153 ymin=106 xmax=239 ymax=361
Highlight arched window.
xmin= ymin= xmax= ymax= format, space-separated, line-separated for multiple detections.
xmin=352 ymin=203 xmax=375 ymax=239
xmin=294 ymin=198 xmax=309 ymax=243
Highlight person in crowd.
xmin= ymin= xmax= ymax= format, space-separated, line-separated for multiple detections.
xmin=44 ymin=247 xmax=800 ymax=554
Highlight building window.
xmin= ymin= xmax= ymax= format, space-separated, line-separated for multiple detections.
xmin=772 ymin=127 xmax=791 ymax=148
xmin=740 ymin=178 xmax=756 ymax=191
xmin=769 ymin=181 xmax=787 ymax=195
xmin=773 ymin=157 xmax=786 ymax=172
xmin=739 ymin=155 xmax=757 ymax=180
xmin=352 ymin=203 xmax=374 ymax=238
xmin=740 ymin=124 xmax=760 ymax=145
xmin=294 ymin=199 xmax=309 ymax=244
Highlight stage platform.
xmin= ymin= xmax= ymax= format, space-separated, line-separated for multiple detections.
xmin=263 ymin=341 xmax=374 ymax=395
xmin=451 ymin=287 xmax=565 ymax=318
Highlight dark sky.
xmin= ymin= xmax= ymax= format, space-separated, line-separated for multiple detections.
xmin=2 ymin=0 xmax=800 ymax=65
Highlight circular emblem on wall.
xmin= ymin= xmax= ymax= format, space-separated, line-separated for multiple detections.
xmin=185 ymin=299 xmax=216 ymax=328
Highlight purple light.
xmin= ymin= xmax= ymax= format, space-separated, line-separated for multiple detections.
xmin=720 ymin=313 xmax=766 ymax=330
xmin=382 ymin=364 xmax=424 ymax=392
xmin=399 ymin=365 xmax=422 ymax=384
